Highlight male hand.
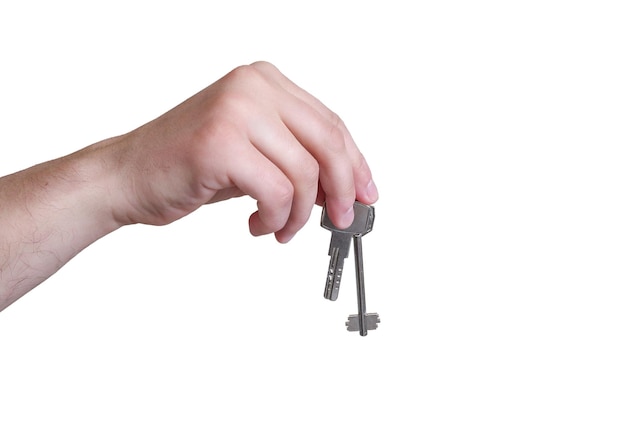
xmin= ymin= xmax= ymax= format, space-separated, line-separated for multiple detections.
xmin=114 ymin=61 xmax=378 ymax=242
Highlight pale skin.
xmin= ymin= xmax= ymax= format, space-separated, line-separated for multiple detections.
xmin=0 ymin=61 xmax=378 ymax=312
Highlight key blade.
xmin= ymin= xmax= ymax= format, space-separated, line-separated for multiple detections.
xmin=324 ymin=247 xmax=343 ymax=301
xmin=324 ymin=232 xmax=351 ymax=301
xmin=327 ymin=230 xmax=351 ymax=257
xmin=346 ymin=313 xmax=380 ymax=333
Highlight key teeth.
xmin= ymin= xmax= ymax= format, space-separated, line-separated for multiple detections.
xmin=345 ymin=313 xmax=380 ymax=332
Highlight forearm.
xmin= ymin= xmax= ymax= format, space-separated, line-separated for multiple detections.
xmin=0 ymin=137 xmax=126 ymax=310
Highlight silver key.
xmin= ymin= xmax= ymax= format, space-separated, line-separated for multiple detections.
xmin=346 ymin=234 xmax=380 ymax=336
xmin=321 ymin=202 xmax=375 ymax=301
xmin=321 ymin=201 xmax=380 ymax=336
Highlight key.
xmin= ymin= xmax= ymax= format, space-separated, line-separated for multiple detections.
xmin=321 ymin=202 xmax=375 ymax=301
xmin=345 ymin=234 xmax=380 ymax=336
xmin=321 ymin=201 xmax=380 ymax=336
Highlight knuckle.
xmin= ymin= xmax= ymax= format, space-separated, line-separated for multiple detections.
xmin=228 ymin=63 xmax=267 ymax=88
xmin=354 ymin=150 xmax=369 ymax=173
xmin=271 ymin=178 xmax=294 ymax=209
xmin=262 ymin=188 xmax=293 ymax=231
xmin=297 ymin=157 xmax=320 ymax=189
xmin=325 ymin=112 xmax=347 ymax=154
xmin=230 ymin=63 xmax=257 ymax=80
xmin=249 ymin=60 xmax=278 ymax=73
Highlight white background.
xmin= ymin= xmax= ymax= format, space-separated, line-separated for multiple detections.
xmin=1 ymin=1 xmax=625 ymax=445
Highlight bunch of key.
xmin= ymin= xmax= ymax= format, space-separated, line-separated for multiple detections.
xmin=321 ymin=201 xmax=380 ymax=336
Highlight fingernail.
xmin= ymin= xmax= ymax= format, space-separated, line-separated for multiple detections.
xmin=366 ymin=179 xmax=379 ymax=202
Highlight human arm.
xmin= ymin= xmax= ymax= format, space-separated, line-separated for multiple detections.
xmin=0 ymin=61 xmax=378 ymax=311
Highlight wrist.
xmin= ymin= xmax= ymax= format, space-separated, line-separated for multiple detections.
xmin=72 ymin=135 xmax=133 ymax=233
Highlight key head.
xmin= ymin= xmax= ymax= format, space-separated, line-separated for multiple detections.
xmin=321 ymin=201 xmax=375 ymax=236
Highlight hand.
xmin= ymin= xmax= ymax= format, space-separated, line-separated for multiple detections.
xmin=113 ymin=61 xmax=378 ymax=242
